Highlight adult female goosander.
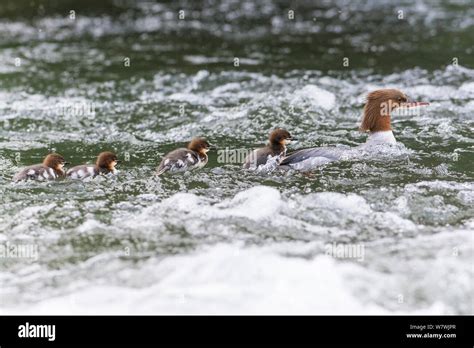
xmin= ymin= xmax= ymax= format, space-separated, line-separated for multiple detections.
xmin=279 ymin=89 xmax=429 ymax=171
xmin=243 ymin=128 xmax=295 ymax=169
xmin=66 ymin=152 xmax=119 ymax=179
xmin=157 ymin=137 xmax=211 ymax=175
xmin=13 ymin=153 xmax=68 ymax=182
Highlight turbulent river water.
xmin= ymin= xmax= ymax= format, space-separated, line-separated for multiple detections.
xmin=0 ymin=0 xmax=473 ymax=314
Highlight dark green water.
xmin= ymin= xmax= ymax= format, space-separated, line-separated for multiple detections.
xmin=0 ymin=0 xmax=472 ymax=314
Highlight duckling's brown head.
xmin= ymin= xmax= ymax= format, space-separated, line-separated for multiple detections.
xmin=96 ymin=151 xmax=119 ymax=171
xmin=188 ymin=137 xmax=211 ymax=155
xmin=43 ymin=153 xmax=67 ymax=173
xmin=269 ymin=128 xmax=293 ymax=148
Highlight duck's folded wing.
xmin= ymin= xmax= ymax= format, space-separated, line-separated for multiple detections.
xmin=157 ymin=149 xmax=199 ymax=174
xmin=67 ymin=165 xmax=96 ymax=179
xmin=280 ymin=147 xmax=341 ymax=166
xmin=13 ymin=167 xmax=34 ymax=182
xmin=13 ymin=165 xmax=56 ymax=181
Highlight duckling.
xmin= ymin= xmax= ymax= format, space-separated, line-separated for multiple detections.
xmin=13 ymin=153 xmax=68 ymax=182
xmin=157 ymin=137 xmax=211 ymax=175
xmin=66 ymin=152 xmax=119 ymax=179
xmin=243 ymin=128 xmax=295 ymax=169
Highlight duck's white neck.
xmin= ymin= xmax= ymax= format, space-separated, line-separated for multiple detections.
xmin=365 ymin=130 xmax=396 ymax=145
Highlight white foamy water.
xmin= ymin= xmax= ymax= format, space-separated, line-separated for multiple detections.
xmin=1 ymin=185 xmax=472 ymax=314
xmin=2 ymin=241 xmax=460 ymax=315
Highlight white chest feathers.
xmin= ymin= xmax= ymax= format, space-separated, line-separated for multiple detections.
xmin=365 ymin=131 xmax=396 ymax=145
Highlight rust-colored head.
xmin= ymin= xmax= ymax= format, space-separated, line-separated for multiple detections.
xmin=187 ymin=137 xmax=211 ymax=155
xmin=96 ymin=151 xmax=119 ymax=171
xmin=360 ymin=89 xmax=408 ymax=132
xmin=269 ymin=128 xmax=293 ymax=148
xmin=43 ymin=153 xmax=67 ymax=173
